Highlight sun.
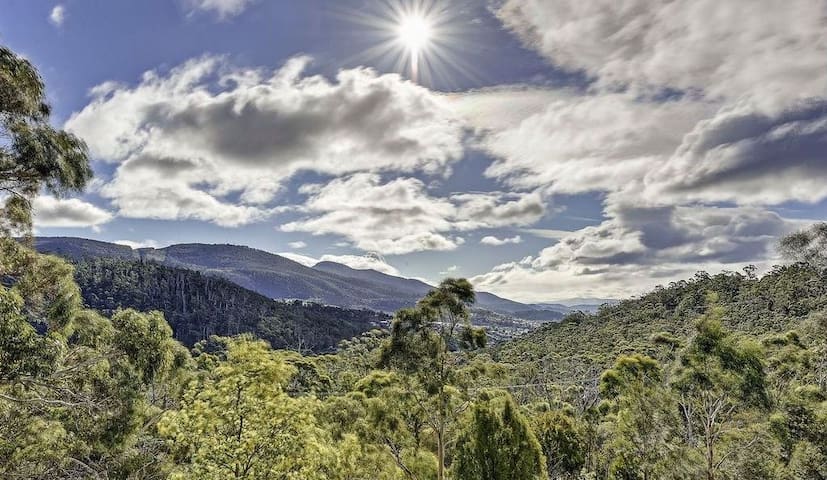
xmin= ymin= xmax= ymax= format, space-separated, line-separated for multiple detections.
xmin=335 ymin=0 xmax=480 ymax=87
xmin=397 ymin=15 xmax=432 ymax=53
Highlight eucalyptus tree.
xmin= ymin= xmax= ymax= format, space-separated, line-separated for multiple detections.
xmin=599 ymin=354 xmax=693 ymax=480
xmin=379 ymin=278 xmax=486 ymax=480
xmin=672 ymin=297 xmax=771 ymax=480
xmin=0 ymin=45 xmax=91 ymax=235
xmin=158 ymin=337 xmax=328 ymax=480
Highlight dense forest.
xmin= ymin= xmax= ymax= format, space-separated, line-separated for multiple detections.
xmin=2 ymin=44 xmax=827 ymax=479
xmin=72 ymin=257 xmax=388 ymax=351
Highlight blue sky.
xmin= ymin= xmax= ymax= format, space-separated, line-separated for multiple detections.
xmin=3 ymin=0 xmax=826 ymax=301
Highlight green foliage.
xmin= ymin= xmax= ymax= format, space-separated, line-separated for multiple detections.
xmin=494 ymin=265 xmax=827 ymax=403
xmin=0 ymin=46 xmax=91 ymax=234
xmin=0 ymin=245 xmax=187 ymax=478
xmin=158 ymin=338 xmax=329 ymax=479
xmin=72 ymin=257 xmax=388 ymax=351
xmin=531 ymin=407 xmax=586 ymax=479
xmin=453 ymin=390 xmax=546 ymax=480
xmin=380 ymin=278 xmax=484 ymax=480
xmin=599 ymin=355 xmax=693 ymax=480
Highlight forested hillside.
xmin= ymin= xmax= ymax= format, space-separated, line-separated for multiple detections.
xmin=495 ymin=264 xmax=827 ymax=388
xmin=72 ymin=257 xmax=388 ymax=351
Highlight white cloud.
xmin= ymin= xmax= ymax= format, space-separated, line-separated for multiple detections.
xmin=521 ymin=228 xmax=573 ymax=240
xmin=49 ymin=5 xmax=65 ymax=27
xmin=473 ymin=204 xmax=801 ymax=301
xmin=481 ymin=0 xmax=827 ymax=207
xmin=66 ymin=56 xmax=464 ymax=227
xmin=282 ymin=174 xmax=460 ymax=255
xmin=114 ymin=239 xmax=161 ymax=250
xmin=463 ymin=1 xmax=827 ymax=300
xmin=318 ymin=254 xmax=401 ymax=276
xmin=277 ymin=252 xmax=319 ymax=267
xmin=452 ymin=191 xmax=546 ymax=229
xmin=646 ymin=98 xmax=827 ymax=206
xmin=480 ymin=235 xmax=522 ymax=246
xmin=288 ymin=241 xmax=307 ymax=249
xmin=448 ymin=87 xmax=562 ymax=131
xmin=475 ymin=91 xmax=713 ymax=192
xmin=33 ymin=196 xmax=113 ymax=229
xmin=185 ymin=0 xmax=257 ymax=19
xmin=440 ymin=265 xmax=459 ymax=275
xmin=496 ymin=0 xmax=827 ymax=106
xmin=281 ymin=173 xmax=546 ymax=255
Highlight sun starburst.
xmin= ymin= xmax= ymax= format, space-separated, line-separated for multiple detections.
xmin=335 ymin=0 xmax=480 ymax=87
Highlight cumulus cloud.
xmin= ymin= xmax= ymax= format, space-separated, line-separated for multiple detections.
xmin=475 ymin=92 xmax=713 ymax=191
xmin=480 ymin=235 xmax=522 ymax=246
xmin=281 ymin=173 xmax=546 ymax=255
xmin=318 ymin=253 xmax=401 ymax=276
xmin=473 ymin=204 xmax=800 ymax=301
xmin=463 ymin=1 xmax=827 ymax=300
xmin=453 ymin=191 xmax=546 ymax=229
xmin=288 ymin=241 xmax=307 ymax=249
xmin=481 ymin=0 xmax=827 ymax=205
xmin=185 ymin=0 xmax=257 ymax=19
xmin=49 ymin=5 xmax=65 ymax=27
xmin=647 ymin=99 xmax=827 ymax=205
xmin=66 ymin=56 xmax=464 ymax=227
xmin=282 ymin=174 xmax=459 ymax=255
xmin=496 ymin=0 xmax=827 ymax=105
xmin=33 ymin=196 xmax=113 ymax=229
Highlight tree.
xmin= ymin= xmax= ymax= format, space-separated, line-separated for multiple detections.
xmin=0 ymin=45 xmax=91 ymax=234
xmin=453 ymin=391 xmax=546 ymax=480
xmin=599 ymin=354 xmax=693 ymax=480
xmin=0 ymin=256 xmax=186 ymax=478
xmin=348 ymin=370 xmax=437 ymax=479
xmin=158 ymin=337 xmax=329 ymax=479
xmin=379 ymin=278 xmax=485 ymax=480
xmin=531 ymin=407 xmax=586 ymax=480
xmin=672 ymin=297 xmax=771 ymax=480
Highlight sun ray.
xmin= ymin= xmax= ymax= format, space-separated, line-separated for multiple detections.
xmin=331 ymin=0 xmax=481 ymax=88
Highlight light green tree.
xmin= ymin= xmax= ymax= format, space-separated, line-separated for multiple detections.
xmin=158 ymin=337 xmax=329 ymax=479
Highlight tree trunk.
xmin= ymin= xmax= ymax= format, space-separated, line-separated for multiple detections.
xmin=437 ymin=427 xmax=445 ymax=480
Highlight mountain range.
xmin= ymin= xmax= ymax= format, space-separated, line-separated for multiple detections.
xmin=34 ymin=237 xmax=587 ymax=319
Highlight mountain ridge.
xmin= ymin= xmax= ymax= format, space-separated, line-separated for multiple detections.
xmin=34 ymin=237 xmax=538 ymax=315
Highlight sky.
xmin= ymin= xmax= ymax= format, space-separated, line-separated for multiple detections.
xmin=2 ymin=0 xmax=826 ymax=302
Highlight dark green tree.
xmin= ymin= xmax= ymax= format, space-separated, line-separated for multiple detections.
xmin=453 ymin=391 xmax=546 ymax=480
xmin=531 ymin=407 xmax=586 ymax=479
xmin=0 ymin=46 xmax=91 ymax=234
